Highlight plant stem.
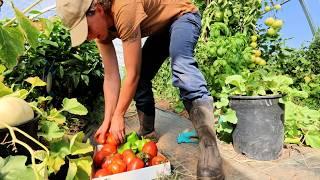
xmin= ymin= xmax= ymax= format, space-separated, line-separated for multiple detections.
xmin=1 ymin=122 xmax=42 ymax=180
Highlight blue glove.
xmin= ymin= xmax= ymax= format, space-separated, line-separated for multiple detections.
xmin=176 ymin=129 xmax=199 ymax=144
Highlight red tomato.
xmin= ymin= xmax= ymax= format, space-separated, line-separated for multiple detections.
xmin=94 ymin=168 xmax=112 ymax=178
xmin=151 ymin=155 xmax=167 ymax=166
xmin=123 ymin=152 xmax=136 ymax=165
xmin=101 ymin=144 xmax=117 ymax=156
xmin=106 ymin=133 xmax=119 ymax=146
xmin=102 ymin=153 xmax=123 ymax=169
xmin=122 ymin=149 xmax=135 ymax=157
xmin=94 ymin=150 xmax=109 ymax=167
xmin=107 ymin=158 xmax=126 ymax=174
xmin=95 ymin=134 xmax=105 ymax=144
xmin=142 ymin=141 xmax=158 ymax=158
xmin=127 ymin=157 xmax=145 ymax=171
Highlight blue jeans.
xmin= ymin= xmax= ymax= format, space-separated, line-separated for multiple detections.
xmin=134 ymin=12 xmax=211 ymax=116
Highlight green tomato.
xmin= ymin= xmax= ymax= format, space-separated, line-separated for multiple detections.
xmin=217 ymin=47 xmax=227 ymax=57
xmin=253 ymin=49 xmax=261 ymax=57
xmin=267 ymin=27 xmax=277 ymax=36
xmin=248 ymin=63 xmax=256 ymax=68
xmin=264 ymin=6 xmax=271 ymax=12
xmin=251 ymin=35 xmax=258 ymax=42
xmin=272 ymin=19 xmax=283 ymax=29
xmin=250 ymin=42 xmax=258 ymax=48
xmin=264 ymin=17 xmax=275 ymax=26
xmin=274 ymin=4 xmax=281 ymax=10
xmin=304 ymin=76 xmax=311 ymax=83
xmin=209 ymin=47 xmax=217 ymax=57
xmin=214 ymin=11 xmax=224 ymax=22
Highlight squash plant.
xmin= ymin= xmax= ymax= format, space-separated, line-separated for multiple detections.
xmin=0 ymin=67 xmax=93 ymax=179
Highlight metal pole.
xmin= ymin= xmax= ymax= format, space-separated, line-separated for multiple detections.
xmin=299 ymin=0 xmax=316 ymax=35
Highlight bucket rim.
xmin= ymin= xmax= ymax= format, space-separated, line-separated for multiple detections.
xmin=229 ymin=94 xmax=282 ymax=100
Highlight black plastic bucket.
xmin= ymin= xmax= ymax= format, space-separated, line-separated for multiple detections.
xmin=230 ymin=95 xmax=284 ymax=161
xmin=0 ymin=117 xmax=40 ymax=161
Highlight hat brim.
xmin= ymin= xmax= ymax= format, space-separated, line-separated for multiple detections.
xmin=70 ymin=16 xmax=88 ymax=47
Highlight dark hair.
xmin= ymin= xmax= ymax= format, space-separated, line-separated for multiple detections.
xmin=88 ymin=0 xmax=112 ymax=13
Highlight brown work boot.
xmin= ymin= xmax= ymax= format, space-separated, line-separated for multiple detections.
xmin=184 ymin=97 xmax=224 ymax=180
xmin=137 ymin=110 xmax=160 ymax=142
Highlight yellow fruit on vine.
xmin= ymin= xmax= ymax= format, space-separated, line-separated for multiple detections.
xmin=304 ymin=76 xmax=311 ymax=83
xmin=267 ymin=27 xmax=277 ymax=36
xmin=253 ymin=49 xmax=262 ymax=57
xmin=250 ymin=42 xmax=258 ymax=48
xmin=251 ymin=55 xmax=256 ymax=62
xmin=272 ymin=19 xmax=283 ymax=29
xmin=274 ymin=4 xmax=281 ymax=10
xmin=255 ymin=57 xmax=266 ymax=65
xmin=265 ymin=17 xmax=275 ymax=26
xmin=265 ymin=6 xmax=271 ymax=12
xmin=251 ymin=35 xmax=258 ymax=42
xmin=259 ymin=60 xmax=267 ymax=65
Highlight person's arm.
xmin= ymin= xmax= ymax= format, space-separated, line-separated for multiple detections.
xmin=109 ymin=28 xmax=142 ymax=143
xmin=95 ymin=39 xmax=121 ymax=142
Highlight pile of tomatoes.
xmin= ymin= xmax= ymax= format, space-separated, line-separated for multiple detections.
xmin=93 ymin=133 xmax=167 ymax=178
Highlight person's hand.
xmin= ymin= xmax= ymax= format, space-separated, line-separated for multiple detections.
xmin=109 ymin=114 xmax=125 ymax=144
xmin=94 ymin=120 xmax=111 ymax=144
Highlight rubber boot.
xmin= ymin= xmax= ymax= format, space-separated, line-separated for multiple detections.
xmin=184 ymin=98 xmax=224 ymax=180
xmin=137 ymin=110 xmax=159 ymax=142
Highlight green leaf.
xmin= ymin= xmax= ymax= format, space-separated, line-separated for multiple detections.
xmin=0 ymin=156 xmax=36 ymax=180
xmin=69 ymin=132 xmax=93 ymax=155
xmin=72 ymin=54 xmax=83 ymax=61
xmin=7 ymin=89 xmax=28 ymax=99
xmin=221 ymin=109 xmax=238 ymax=124
xmin=217 ymin=121 xmax=233 ymax=133
xmin=0 ymin=26 xmax=24 ymax=68
xmin=66 ymin=161 xmax=77 ymax=180
xmin=47 ymin=156 xmax=65 ymax=174
xmin=42 ymin=39 xmax=59 ymax=47
xmin=47 ymin=108 xmax=66 ymax=124
xmin=38 ymin=121 xmax=64 ymax=141
xmin=62 ymin=98 xmax=88 ymax=115
xmin=225 ymin=75 xmax=246 ymax=92
xmin=37 ymin=96 xmax=53 ymax=103
xmin=0 ymin=65 xmax=6 ymax=74
xmin=13 ymin=4 xmax=40 ymax=49
xmin=305 ymin=131 xmax=320 ymax=148
xmin=69 ymin=156 xmax=92 ymax=180
xmin=50 ymin=139 xmax=71 ymax=158
xmin=81 ymin=74 xmax=89 ymax=86
xmin=25 ymin=76 xmax=46 ymax=87
xmin=40 ymin=18 xmax=54 ymax=37
xmin=0 ymin=82 xmax=13 ymax=97
xmin=215 ymin=97 xmax=229 ymax=108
